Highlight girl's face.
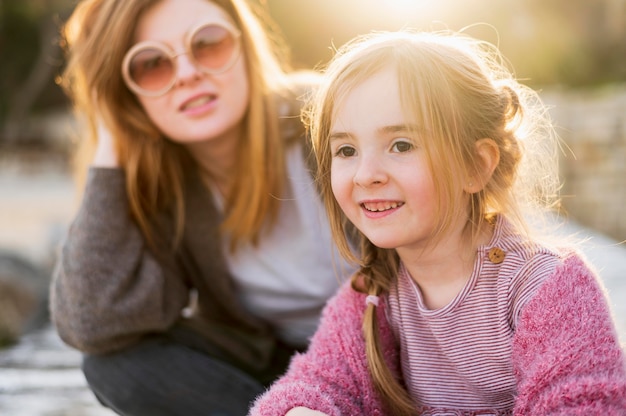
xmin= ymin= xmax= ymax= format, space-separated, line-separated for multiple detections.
xmin=132 ymin=0 xmax=249 ymax=145
xmin=330 ymin=67 xmax=464 ymax=254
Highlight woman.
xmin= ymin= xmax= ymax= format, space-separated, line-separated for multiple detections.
xmin=50 ymin=0 xmax=351 ymax=415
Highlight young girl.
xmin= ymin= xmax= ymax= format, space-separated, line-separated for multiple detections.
xmin=250 ymin=30 xmax=626 ymax=416
xmin=50 ymin=0 xmax=353 ymax=414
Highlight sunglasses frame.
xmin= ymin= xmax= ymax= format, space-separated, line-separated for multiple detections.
xmin=121 ymin=20 xmax=242 ymax=97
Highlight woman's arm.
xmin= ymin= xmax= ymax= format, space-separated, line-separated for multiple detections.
xmin=512 ymin=253 xmax=626 ymax=415
xmin=249 ymin=281 xmax=393 ymax=416
xmin=50 ymin=168 xmax=189 ymax=354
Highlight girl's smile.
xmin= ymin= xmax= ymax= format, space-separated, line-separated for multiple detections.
xmin=360 ymin=200 xmax=405 ymax=218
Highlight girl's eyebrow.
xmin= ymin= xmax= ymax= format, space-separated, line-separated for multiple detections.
xmin=379 ymin=124 xmax=419 ymax=134
xmin=329 ymin=132 xmax=350 ymax=142
xmin=329 ymin=124 xmax=421 ymax=142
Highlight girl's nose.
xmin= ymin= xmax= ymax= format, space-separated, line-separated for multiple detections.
xmin=353 ymin=155 xmax=387 ymax=187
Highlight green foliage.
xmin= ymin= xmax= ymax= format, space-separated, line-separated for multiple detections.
xmin=0 ymin=0 xmax=72 ymax=141
xmin=1 ymin=3 xmax=38 ymax=124
xmin=2 ymin=4 xmax=40 ymax=94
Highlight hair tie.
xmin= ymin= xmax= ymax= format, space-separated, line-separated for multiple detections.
xmin=365 ymin=295 xmax=380 ymax=307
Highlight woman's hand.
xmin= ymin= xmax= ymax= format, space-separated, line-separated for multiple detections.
xmin=285 ymin=407 xmax=329 ymax=416
xmin=92 ymin=117 xmax=119 ymax=168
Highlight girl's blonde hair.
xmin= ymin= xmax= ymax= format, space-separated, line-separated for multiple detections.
xmin=61 ymin=0 xmax=294 ymax=250
xmin=306 ymin=30 xmax=560 ymax=415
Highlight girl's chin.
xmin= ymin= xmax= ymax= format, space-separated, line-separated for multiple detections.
xmin=363 ymin=236 xmax=401 ymax=250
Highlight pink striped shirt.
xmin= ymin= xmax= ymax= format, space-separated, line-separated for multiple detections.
xmin=388 ymin=216 xmax=562 ymax=415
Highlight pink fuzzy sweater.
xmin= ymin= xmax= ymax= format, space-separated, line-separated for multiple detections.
xmin=250 ymin=252 xmax=626 ymax=415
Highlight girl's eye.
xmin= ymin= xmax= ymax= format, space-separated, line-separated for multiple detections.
xmin=391 ymin=140 xmax=414 ymax=153
xmin=334 ymin=145 xmax=356 ymax=158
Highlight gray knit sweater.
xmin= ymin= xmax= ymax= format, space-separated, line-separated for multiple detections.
xmin=50 ymin=92 xmax=315 ymax=373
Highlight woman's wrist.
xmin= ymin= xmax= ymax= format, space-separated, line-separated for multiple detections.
xmin=92 ymin=120 xmax=119 ymax=167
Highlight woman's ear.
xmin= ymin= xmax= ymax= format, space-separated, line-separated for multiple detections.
xmin=464 ymin=138 xmax=500 ymax=194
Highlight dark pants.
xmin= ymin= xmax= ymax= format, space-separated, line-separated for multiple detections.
xmin=82 ymin=326 xmax=299 ymax=416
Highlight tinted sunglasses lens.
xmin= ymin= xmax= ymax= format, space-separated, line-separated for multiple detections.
xmin=127 ymin=47 xmax=174 ymax=93
xmin=191 ymin=24 xmax=238 ymax=72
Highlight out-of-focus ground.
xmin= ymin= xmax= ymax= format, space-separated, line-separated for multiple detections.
xmin=0 ymin=149 xmax=116 ymax=415
xmin=0 ymin=325 xmax=115 ymax=416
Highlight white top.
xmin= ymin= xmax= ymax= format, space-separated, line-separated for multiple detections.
xmin=215 ymin=144 xmax=355 ymax=346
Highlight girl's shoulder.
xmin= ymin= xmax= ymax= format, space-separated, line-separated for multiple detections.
xmin=323 ymin=277 xmax=368 ymax=317
xmin=505 ymin=241 xmax=601 ymax=330
xmin=486 ymin=214 xmax=588 ymax=273
xmin=485 ymin=216 xmax=600 ymax=319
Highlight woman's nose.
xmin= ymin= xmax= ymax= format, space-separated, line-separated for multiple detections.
xmin=174 ymin=53 xmax=202 ymax=87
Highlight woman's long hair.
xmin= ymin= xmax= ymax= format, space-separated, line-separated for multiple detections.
xmin=60 ymin=0 xmax=294 ymax=250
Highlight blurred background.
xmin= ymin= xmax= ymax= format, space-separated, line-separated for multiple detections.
xmin=0 ymin=0 xmax=625 ymax=414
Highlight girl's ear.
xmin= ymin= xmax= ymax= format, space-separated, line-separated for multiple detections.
xmin=464 ymin=138 xmax=500 ymax=194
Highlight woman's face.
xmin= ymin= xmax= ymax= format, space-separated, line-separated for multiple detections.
xmin=132 ymin=0 xmax=249 ymax=145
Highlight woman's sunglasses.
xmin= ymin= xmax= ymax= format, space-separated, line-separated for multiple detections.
xmin=122 ymin=20 xmax=242 ymax=97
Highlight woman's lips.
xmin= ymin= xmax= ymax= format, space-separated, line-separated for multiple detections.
xmin=180 ymin=93 xmax=217 ymax=113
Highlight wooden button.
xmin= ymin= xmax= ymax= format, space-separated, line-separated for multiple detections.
xmin=488 ymin=247 xmax=505 ymax=264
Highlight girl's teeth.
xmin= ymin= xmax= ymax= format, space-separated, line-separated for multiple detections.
xmin=363 ymin=202 xmax=403 ymax=212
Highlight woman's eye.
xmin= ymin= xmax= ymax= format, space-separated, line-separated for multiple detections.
xmin=391 ymin=140 xmax=414 ymax=153
xmin=334 ymin=146 xmax=356 ymax=157
xmin=142 ymin=56 xmax=167 ymax=70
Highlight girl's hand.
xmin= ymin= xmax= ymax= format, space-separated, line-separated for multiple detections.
xmin=285 ymin=407 xmax=329 ymax=416
xmin=92 ymin=117 xmax=119 ymax=168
